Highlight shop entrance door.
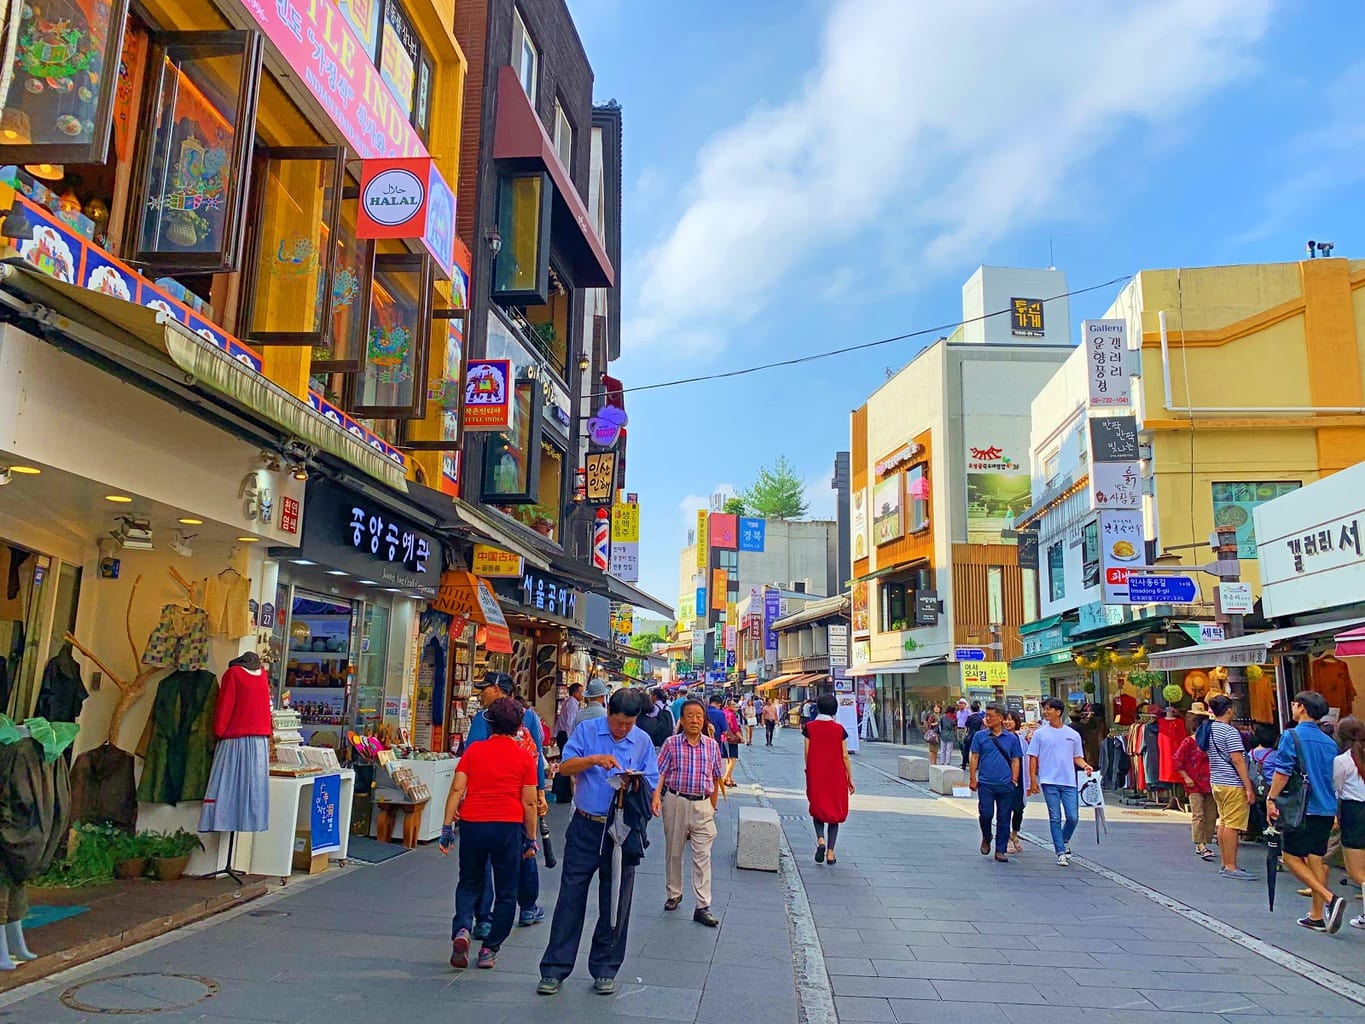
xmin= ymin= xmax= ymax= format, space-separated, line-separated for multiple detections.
xmin=283 ymin=589 xmax=357 ymax=749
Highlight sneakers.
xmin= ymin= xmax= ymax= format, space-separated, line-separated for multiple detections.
xmin=980 ymin=839 xmax=991 ymax=856
xmin=472 ymin=921 xmax=492 ymax=940
xmin=1349 ymin=915 xmax=1365 ymax=930
xmin=536 ymin=977 xmax=562 ymax=995
xmin=1064 ymin=846 xmax=1073 ymax=856
xmin=450 ymin=928 xmax=471 ymax=969
xmin=518 ymin=905 xmax=546 ymax=927
xmin=1297 ymin=915 xmax=1327 ymax=932
xmin=1057 ymin=853 xmax=1070 ymax=867
xmin=1219 ymin=867 xmax=1256 ymax=881
xmin=594 ymin=977 xmax=616 ymax=995
xmin=1325 ymin=896 xmax=1347 ymax=934
xmin=477 ymin=947 xmax=497 ymax=969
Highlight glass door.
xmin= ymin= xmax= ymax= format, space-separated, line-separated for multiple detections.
xmin=355 ymin=602 xmax=389 ymax=737
xmin=284 ymin=589 xmax=356 ymax=749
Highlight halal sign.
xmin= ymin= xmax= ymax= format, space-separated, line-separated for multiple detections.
xmin=363 ymin=168 xmax=425 ymax=228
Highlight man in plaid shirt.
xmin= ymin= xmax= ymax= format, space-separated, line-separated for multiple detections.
xmin=652 ymin=699 xmax=725 ymax=926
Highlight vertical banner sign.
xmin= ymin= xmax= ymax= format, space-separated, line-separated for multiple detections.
xmin=762 ymin=587 xmax=781 ymax=669
xmin=609 ymin=501 xmax=640 ymax=582
xmin=851 ymin=489 xmax=869 ymax=561
xmin=310 ymin=772 xmax=342 ymax=855
xmin=1088 ymin=415 xmax=1141 ymax=509
xmin=1084 ymin=319 xmax=1131 ymax=408
xmin=710 ymin=513 xmax=738 ymax=549
xmin=738 ymin=517 xmax=766 ymax=552
xmin=828 ymin=623 xmax=849 ymax=682
xmin=711 ymin=568 xmax=728 ymax=611
xmin=1100 ymin=509 xmax=1145 ymax=604
xmin=696 ymin=510 xmax=709 ymax=569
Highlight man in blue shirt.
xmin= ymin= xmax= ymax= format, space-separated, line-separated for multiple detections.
xmin=1268 ymin=690 xmax=1348 ymax=933
xmin=537 ymin=689 xmax=659 ymax=997
xmin=463 ymin=672 xmax=548 ymax=930
xmin=968 ymin=703 xmax=1021 ymax=861
xmin=705 ymin=694 xmax=729 ymax=742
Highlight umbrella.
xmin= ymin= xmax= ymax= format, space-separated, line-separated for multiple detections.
xmin=540 ymin=815 xmax=556 ymax=869
xmin=1264 ymin=827 xmax=1282 ymax=910
xmin=1078 ymin=773 xmax=1107 ymax=844
xmin=604 ymin=776 xmax=634 ymax=933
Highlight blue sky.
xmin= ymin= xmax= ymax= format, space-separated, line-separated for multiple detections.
xmin=566 ymin=0 xmax=1365 ymax=613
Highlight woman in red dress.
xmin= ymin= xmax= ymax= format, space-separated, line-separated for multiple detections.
xmin=804 ymin=694 xmax=854 ymax=864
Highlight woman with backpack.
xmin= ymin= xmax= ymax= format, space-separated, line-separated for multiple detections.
xmin=1333 ymin=716 xmax=1365 ymax=930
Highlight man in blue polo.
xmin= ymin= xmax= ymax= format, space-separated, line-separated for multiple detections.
xmin=537 ymin=688 xmax=658 ymax=997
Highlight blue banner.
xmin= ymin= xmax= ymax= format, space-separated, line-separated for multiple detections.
xmin=310 ymin=773 xmax=342 ymax=855
xmin=739 ymin=517 xmax=766 ymax=552
xmin=763 ymin=588 xmax=781 ymax=652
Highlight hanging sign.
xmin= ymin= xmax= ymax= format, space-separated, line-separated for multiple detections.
xmin=1084 ymin=319 xmax=1132 ymax=408
xmin=696 ymin=510 xmax=709 ymax=569
xmin=471 ymin=544 xmax=523 ymax=578
xmin=463 ymin=360 xmax=512 ymax=431
xmin=739 ymin=517 xmax=766 ymax=553
xmin=348 ymin=158 xmax=456 ymax=278
xmin=586 ymin=406 xmax=629 ymax=448
xmin=585 ymin=452 xmax=617 ymax=504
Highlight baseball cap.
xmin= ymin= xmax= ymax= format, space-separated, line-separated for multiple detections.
xmin=476 ymin=671 xmax=515 ymax=694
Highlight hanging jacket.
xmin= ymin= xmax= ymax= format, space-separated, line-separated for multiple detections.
xmin=36 ymin=652 xmax=88 ymax=724
xmin=1099 ymin=734 xmax=1129 ymax=790
xmin=69 ymin=743 xmax=137 ymax=833
xmin=136 ymin=670 xmax=218 ymax=805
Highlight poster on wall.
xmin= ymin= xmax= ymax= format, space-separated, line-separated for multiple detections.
xmin=851 ymin=580 xmax=870 ymax=636
xmin=1212 ymin=481 xmax=1302 ymax=558
xmin=873 ymin=476 xmax=903 ymax=545
xmin=1099 ymin=509 xmax=1145 ymax=604
xmin=851 ymin=488 xmax=869 ymax=561
xmin=965 ymin=439 xmax=1029 ymax=544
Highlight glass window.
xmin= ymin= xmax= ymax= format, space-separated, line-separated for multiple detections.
xmin=351 ymin=253 xmax=434 ymax=417
xmin=553 ymin=100 xmax=572 ymax=170
xmin=1047 ymin=541 xmax=1065 ymax=602
xmin=906 ymin=463 xmax=929 ymax=532
xmin=493 ymin=173 xmax=550 ymax=301
xmin=481 ymin=378 xmax=543 ymax=504
xmin=1081 ymin=519 xmax=1100 ymax=589
xmin=313 ymin=195 xmax=370 ymax=371
xmin=1043 ymin=450 xmax=1059 ymax=484
xmin=379 ymin=0 xmax=419 ymax=117
xmin=511 ymin=7 xmax=538 ymax=101
xmin=879 ymin=582 xmax=907 ymax=632
xmin=414 ymin=52 xmax=435 ymax=140
xmin=338 ymin=0 xmax=383 ymax=58
xmin=0 ymin=0 xmax=129 ymax=166
xmin=987 ymin=566 xmax=1004 ymax=625
xmin=242 ymin=148 xmax=346 ymax=345
xmin=132 ymin=32 xmax=263 ymax=272
xmin=1021 ymin=567 xmax=1038 ymax=624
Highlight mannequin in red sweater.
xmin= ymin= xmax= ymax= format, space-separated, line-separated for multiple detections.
xmin=199 ymin=653 xmax=272 ymax=833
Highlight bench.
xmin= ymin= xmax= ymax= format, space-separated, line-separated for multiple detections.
xmin=736 ymin=806 xmax=780 ymax=871
xmin=897 ymin=755 xmax=929 ymax=781
xmin=375 ymin=798 xmax=430 ymax=849
xmin=928 ymin=764 xmax=965 ymax=795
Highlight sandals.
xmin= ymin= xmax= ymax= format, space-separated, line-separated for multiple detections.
xmin=1196 ymin=847 xmax=1215 ymax=861
xmin=1006 ymin=839 xmax=1022 ymax=855
xmin=815 ymin=842 xmax=826 ymax=863
xmin=825 ymin=851 xmax=837 ymax=865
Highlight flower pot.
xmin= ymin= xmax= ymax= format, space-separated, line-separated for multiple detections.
xmin=114 ymin=857 xmax=147 ymax=880
xmin=150 ymin=855 xmax=191 ymax=881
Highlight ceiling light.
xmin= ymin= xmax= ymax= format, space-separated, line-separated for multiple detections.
xmin=236 ymin=536 xmax=259 ymax=543
xmin=178 ymin=517 xmax=203 ymax=525
xmin=24 ymin=162 xmax=64 ymax=181
xmin=7 ymin=465 xmax=40 ymax=475
xmin=383 ymin=587 xmax=402 ymax=593
xmin=291 ymin=559 xmax=318 ymax=565
xmin=325 ymin=570 xmax=350 ymax=576
xmin=357 ymin=580 xmax=378 ymax=586
xmin=104 ymin=494 xmax=133 ymax=503
xmin=290 ymin=464 xmax=309 ymax=481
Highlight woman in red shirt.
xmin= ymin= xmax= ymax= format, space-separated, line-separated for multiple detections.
xmin=441 ymin=698 xmax=539 ymax=971
xmin=1172 ymin=704 xmax=1216 ymax=861
xmin=804 ymin=694 xmax=854 ymax=864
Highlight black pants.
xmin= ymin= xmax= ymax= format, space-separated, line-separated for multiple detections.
xmin=765 ymin=722 xmax=776 ymax=745
xmin=451 ymin=821 xmax=521 ymax=951
xmin=539 ymin=813 xmax=636 ymax=981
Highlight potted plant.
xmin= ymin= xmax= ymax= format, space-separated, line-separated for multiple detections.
xmin=148 ymin=829 xmax=203 ymax=881
xmin=111 ymin=831 xmax=153 ymax=880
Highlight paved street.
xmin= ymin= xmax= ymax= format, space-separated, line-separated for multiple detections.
xmin=3 ymin=726 xmax=1364 ymax=1023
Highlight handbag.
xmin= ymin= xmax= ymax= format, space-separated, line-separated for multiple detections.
xmin=1273 ymin=729 xmax=1310 ymax=832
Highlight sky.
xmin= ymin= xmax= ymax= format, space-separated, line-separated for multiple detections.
xmin=566 ymin=0 xmax=1365 ymax=615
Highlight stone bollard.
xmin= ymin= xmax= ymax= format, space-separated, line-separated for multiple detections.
xmin=897 ymin=755 xmax=930 ymax=781
xmin=928 ymin=764 xmax=966 ymax=794
xmin=736 ymin=806 xmax=781 ymax=871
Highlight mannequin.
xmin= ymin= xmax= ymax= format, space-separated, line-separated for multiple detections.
xmin=198 ymin=654 xmax=272 ymax=833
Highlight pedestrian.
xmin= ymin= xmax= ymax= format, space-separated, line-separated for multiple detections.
xmin=536 ymin=688 xmax=660 ymax=996
xmin=924 ymin=704 xmax=941 ymax=766
xmin=1003 ymin=710 xmax=1028 ymax=854
xmin=762 ymin=697 xmax=781 ymax=745
xmin=574 ymin=678 xmax=609 ymax=730
xmin=555 ymin=682 xmax=583 ymax=752
xmin=653 ymin=699 xmax=725 ymax=927
xmin=1247 ymin=722 xmax=1280 ymax=839
xmin=1172 ymin=703 xmax=1216 ymax=862
xmin=804 ymin=693 xmax=853 ymax=865
xmin=1332 ymin=716 xmax=1365 ymax=930
xmin=1205 ymin=694 xmax=1257 ymax=880
xmin=1266 ymin=690 xmax=1348 ymax=934
xmin=462 ymin=672 xmax=547 ymax=931
xmin=969 ymin=703 xmax=1021 ymax=863
xmin=442 ymin=697 xmax=540 ymax=971
xmin=721 ymin=699 xmax=743 ymax=786
xmin=636 ymin=688 xmax=674 ymax=750
xmin=961 ymin=700 xmax=985 ymax=770
xmin=1028 ymin=696 xmax=1094 ymax=866
xmin=743 ymin=694 xmax=759 ymax=745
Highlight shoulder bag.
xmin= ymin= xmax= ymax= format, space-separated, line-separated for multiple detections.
xmin=1273 ymin=729 xmax=1310 ymax=832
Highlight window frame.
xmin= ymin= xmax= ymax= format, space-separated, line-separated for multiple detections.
xmin=479 ymin=376 xmax=545 ymax=505
xmin=553 ymin=99 xmax=573 ymax=171
xmin=511 ymin=7 xmax=539 ymax=102
xmin=1047 ymin=541 xmax=1066 ymax=602
xmin=348 ymin=251 xmax=435 ymax=419
xmin=238 ymin=146 xmax=347 ymax=348
xmin=491 ymin=171 xmax=553 ymax=305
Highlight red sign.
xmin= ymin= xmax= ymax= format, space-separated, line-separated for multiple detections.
xmin=1106 ymin=567 xmax=1130 ymax=585
xmin=279 ymin=496 xmax=301 ymax=535
xmin=710 ymin=513 xmax=738 ymax=549
xmin=462 ymin=360 xmax=512 ymax=431
xmin=356 ymin=158 xmax=433 ymax=238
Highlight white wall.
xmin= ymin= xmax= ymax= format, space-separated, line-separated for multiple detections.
xmin=736 ymin=520 xmax=837 ymax=597
xmin=959 ymin=266 xmax=1072 ymax=346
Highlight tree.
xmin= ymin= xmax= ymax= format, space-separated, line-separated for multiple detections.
xmin=722 ymin=496 xmax=748 ymax=516
xmin=740 ymin=456 xmax=809 ymax=520
xmin=625 ymin=629 xmax=668 ymax=681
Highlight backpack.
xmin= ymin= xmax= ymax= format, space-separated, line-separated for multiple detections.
xmin=513 ymin=724 xmax=539 ymax=760
xmin=1249 ymin=749 xmax=1271 ymax=800
xmin=638 ymin=709 xmax=673 ymax=747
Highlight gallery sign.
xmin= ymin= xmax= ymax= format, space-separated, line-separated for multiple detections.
xmin=1254 ymin=463 xmax=1365 ymax=616
xmin=1084 ymin=319 xmax=1131 ymax=408
xmin=463 ymin=360 xmax=512 ymax=431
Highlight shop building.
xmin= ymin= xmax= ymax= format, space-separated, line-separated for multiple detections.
xmin=759 ymin=594 xmax=850 ymax=718
xmin=846 ymin=266 xmax=1073 ymax=744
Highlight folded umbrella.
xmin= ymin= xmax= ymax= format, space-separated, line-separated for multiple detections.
xmin=1264 ymin=827 xmax=1281 ymax=911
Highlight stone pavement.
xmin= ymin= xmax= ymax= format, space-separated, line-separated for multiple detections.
xmin=0 ymin=783 xmax=796 ymax=1024
xmin=739 ymin=727 xmax=1365 ymax=1024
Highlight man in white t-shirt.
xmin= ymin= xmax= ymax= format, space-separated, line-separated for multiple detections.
xmin=1027 ymin=697 xmax=1094 ymax=866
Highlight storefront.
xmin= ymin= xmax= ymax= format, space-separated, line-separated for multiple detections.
xmin=849 ymin=658 xmax=952 ymax=746
xmin=487 ymin=564 xmax=585 ymax=728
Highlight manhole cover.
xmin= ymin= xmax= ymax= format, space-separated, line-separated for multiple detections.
xmin=60 ymin=973 xmax=219 ymax=1015
xmin=248 ymin=909 xmax=290 ymax=918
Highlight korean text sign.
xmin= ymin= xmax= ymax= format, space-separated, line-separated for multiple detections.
xmin=1084 ymin=320 xmax=1131 ymax=408
xmin=1099 ymin=509 xmax=1145 ymax=604
xmin=739 ymin=517 xmax=766 ymax=552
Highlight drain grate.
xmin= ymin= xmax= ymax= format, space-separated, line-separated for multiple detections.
xmin=60 ymin=973 xmax=219 ymax=1015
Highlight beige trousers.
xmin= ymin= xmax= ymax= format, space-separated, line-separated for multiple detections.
xmin=663 ymin=790 xmax=718 ymax=909
xmin=1189 ymin=791 xmax=1217 ymax=846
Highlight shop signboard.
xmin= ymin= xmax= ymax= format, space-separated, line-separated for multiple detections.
xmin=1090 ymin=461 xmax=1141 ymax=510
xmin=1010 ymin=297 xmax=1045 ymax=337
xmin=851 ymin=488 xmax=869 ymax=561
xmin=1083 ymin=319 xmax=1131 ymax=408
xmin=585 ymin=452 xmax=617 ymax=505
xmin=962 ymin=662 xmax=1008 ymax=690
xmin=1253 ymin=465 xmax=1365 ymax=616
xmin=852 ymin=638 xmax=871 ymax=669
xmin=851 ymin=580 xmax=870 ymax=637
xmin=492 ymin=568 xmax=585 ymax=628
xmin=298 ymin=481 xmax=439 ymax=593
xmin=1089 ymin=416 xmax=1139 ymax=463
xmin=471 ymin=544 xmax=522 ymax=578
xmin=1196 ymin=623 xmax=1226 ymax=643
xmin=696 ymin=510 xmax=709 ymax=569
xmin=873 ymin=474 xmax=902 ymax=545
xmin=586 ymin=405 xmax=629 ymax=448
xmin=1217 ymin=582 xmax=1253 ymax=616
xmin=711 ymin=568 xmax=728 ymax=611
xmin=725 ymin=625 xmax=736 ymax=651
xmin=354 ymin=157 xmax=454 ymax=277
xmin=1099 ymin=509 xmax=1144 ymax=604
xmin=1213 ymin=481 xmax=1302 ymax=558
xmin=762 ymin=587 xmax=781 ymax=666
xmin=709 ymin=513 xmax=738 ymax=549
xmin=609 ymin=500 xmax=640 ymax=582
xmin=1077 ymin=601 xmax=1126 ymax=634
xmin=310 ymin=772 xmax=341 ymax=855
xmin=463 ymin=360 xmax=512 ymax=431
xmin=915 ymin=591 xmax=940 ymax=627
xmin=828 ymin=624 xmax=849 ymax=668
xmin=1017 ymin=528 xmax=1039 ymax=570
xmin=1021 ymin=622 xmax=1070 ymax=658
xmin=738 ymin=517 xmax=765 ymax=552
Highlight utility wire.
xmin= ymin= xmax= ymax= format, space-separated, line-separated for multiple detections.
xmin=593 ymin=274 xmax=1133 ymax=399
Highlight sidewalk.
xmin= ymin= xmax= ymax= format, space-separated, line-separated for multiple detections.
xmin=0 ymin=785 xmax=797 ymax=1024
xmin=849 ymin=738 xmax=1365 ymax=989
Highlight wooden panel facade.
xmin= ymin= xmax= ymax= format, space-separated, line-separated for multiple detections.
xmin=951 ymin=543 xmax=1025 ymax=661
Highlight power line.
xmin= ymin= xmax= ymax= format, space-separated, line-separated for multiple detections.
xmin=594 ymin=274 xmax=1133 ymax=399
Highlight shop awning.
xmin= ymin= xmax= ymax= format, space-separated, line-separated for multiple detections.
xmin=791 ymin=673 xmax=829 ymax=687
xmin=1146 ymin=615 xmax=1365 ymax=672
xmin=846 ymin=656 xmax=945 ymax=677
xmin=1336 ymin=625 xmax=1365 ymax=658
xmin=447 ymin=499 xmax=552 ymax=570
xmin=1009 ymin=649 xmax=1077 ymax=670
xmin=432 ymin=571 xmax=514 ymax=653
xmin=755 ymin=673 xmax=800 ymax=694
xmin=0 ymin=263 xmax=408 ymax=490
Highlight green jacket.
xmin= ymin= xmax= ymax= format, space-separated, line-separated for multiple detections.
xmin=137 ymin=670 xmax=218 ymax=805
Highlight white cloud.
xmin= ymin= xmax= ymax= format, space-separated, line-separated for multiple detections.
xmin=627 ymin=0 xmax=1271 ymax=358
xmin=678 ymin=483 xmax=737 ymax=523
xmin=802 ymin=472 xmax=837 ymax=521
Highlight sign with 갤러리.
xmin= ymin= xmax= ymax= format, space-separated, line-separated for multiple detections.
xmin=1084 ymin=320 xmax=1131 ymax=408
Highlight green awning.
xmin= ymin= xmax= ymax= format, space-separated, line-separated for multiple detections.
xmin=1018 ymin=613 xmax=1065 ymax=636
xmin=1010 ymin=648 xmax=1076 ymax=670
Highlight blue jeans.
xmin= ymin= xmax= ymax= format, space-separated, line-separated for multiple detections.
xmin=476 ymin=844 xmax=540 ymax=922
xmin=976 ymin=782 xmax=1014 ymax=854
xmin=451 ymin=821 xmax=522 ymax=951
xmin=539 ymin=812 xmax=636 ymax=981
xmin=1040 ymin=783 xmax=1079 ymax=854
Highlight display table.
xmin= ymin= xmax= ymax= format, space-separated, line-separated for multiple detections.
xmin=370 ymin=758 xmax=456 ymax=843
xmin=247 ymin=769 xmax=355 ymax=878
